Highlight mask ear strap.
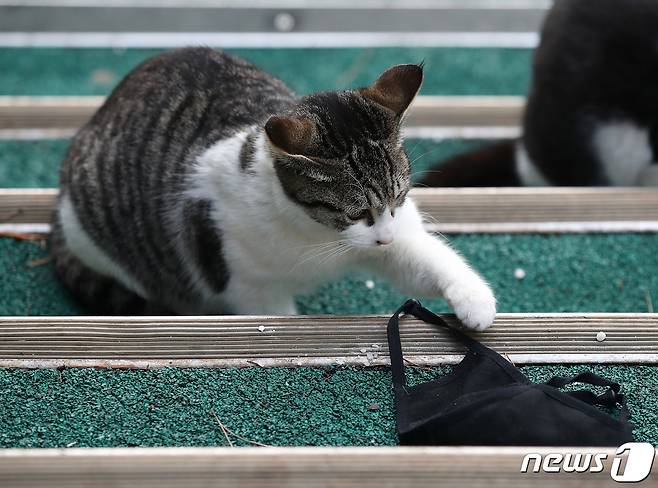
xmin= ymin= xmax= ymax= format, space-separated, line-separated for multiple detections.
xmin=546 ymin=371 xmax=620 ymax=391
xmin=386 ymin=300 xmax=413 ymax=389
xmin=546 ymin=372 xmax=630 ymax=421
xmin=546 ymin=372 xmax=621 ymax=400
xmin=400 ymin=299 xmax=490 ymax=352
xmin=387 ymin=299 xmax=486 ymax=390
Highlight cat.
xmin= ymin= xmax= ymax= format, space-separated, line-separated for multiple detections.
xmin=51 ymin=47 xmax=496 ymax=330
xmin=419 ymin=0 xmax=658 ymax=188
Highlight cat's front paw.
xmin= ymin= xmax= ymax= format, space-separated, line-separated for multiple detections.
xmin=444 ymin=281 xmax=496 ymax=331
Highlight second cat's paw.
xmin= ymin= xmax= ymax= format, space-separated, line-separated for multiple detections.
xmin=444 ymin=281 xmax=497 ymax=331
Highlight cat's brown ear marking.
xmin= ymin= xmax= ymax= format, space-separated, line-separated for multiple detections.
xmin=360 ymin=64 xmax=424 ymax=117
xmin=265 ymin=116 xmax=317 ymax=156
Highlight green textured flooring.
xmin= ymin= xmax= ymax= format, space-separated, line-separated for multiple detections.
xmin=12 ymin=134 xmax=657 ymax=317
xmin=2 ymin=138 xmax=657 ymax=317
xmin=0 ymin=138 xmax=486 ymax=188
xmin=1 ymin=365 xmax=656 ymax=448
xmin=1 ymin=46 xmax=656 ymax=449
xmin=0 ymin=47 xmax=531 ymax=96
xmin=2 ymin=233 xmax=657 ymax=316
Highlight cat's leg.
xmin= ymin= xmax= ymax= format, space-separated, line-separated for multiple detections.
xmin=255 ymin=292 xmax=298 ymax=315
xmin=223 ymin=281 xmax=298 ymax=315
xmin=51 ymin=214 xmax=172 ymax=315
xmin=369 ymin=200 xmax=496 ymax=331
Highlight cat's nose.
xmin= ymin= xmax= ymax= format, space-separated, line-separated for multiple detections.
xmin=376 ymin=236 xmax=393 ymax=246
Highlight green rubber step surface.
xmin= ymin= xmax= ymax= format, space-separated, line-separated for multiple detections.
xmin=0 ymin=138 xmax=655 ymax=315
xmin=0 ymin=138 xmax=486 ymax=188
xmin=2 ymin=47 xmax=656 ymax=451
xmin=2 ymin=233 xmax=657 ymax=316
xmin=0 ymin=47 xmax=532 ymax=96
xmin=1 ymin=140 xmax=656 ymax=315
xmin=1 ymin=365 xmax=656 ymax=448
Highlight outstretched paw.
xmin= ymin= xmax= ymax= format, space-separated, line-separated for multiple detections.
xmin=444 ymin=281 xmax=496 ymax=331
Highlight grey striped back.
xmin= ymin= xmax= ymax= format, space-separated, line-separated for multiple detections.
xmin=52 ymin=48 xmax=422 ymax=313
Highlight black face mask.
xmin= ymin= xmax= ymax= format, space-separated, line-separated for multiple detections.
xmin=387 ymin=299 xmax=634 ymax=446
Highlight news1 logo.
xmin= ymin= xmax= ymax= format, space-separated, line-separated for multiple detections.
xmin=520 ymin=443 xmax=655 ymax=482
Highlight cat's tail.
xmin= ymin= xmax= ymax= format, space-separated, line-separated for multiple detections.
xmin=415 ymin=140 xmax=521 ymax=187
xmin=50 ymin=211 xmax=171 ymax=315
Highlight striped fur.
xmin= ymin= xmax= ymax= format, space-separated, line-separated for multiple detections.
xmin=51 ymin=48 xmax=496 ymax=330
xmin=54 ymin=48 xmax=296 ymax=313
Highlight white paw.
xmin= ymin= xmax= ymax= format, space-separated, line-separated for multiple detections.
xmin=444 ymin=281 xmax=497 ymax=331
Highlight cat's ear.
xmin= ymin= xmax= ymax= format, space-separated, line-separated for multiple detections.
xmin=265 ymin=115 xmax=317 ymax=156
xmin=359 ymin=63 xmax=424 ymax=117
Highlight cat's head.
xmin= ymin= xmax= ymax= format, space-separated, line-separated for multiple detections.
xmin=265 ymin=63 xmax=422 ymax=248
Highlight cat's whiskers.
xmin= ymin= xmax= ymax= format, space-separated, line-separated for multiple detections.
xmin=316 ymin=242 xmax=354 ymax=267
xmin=288 ymin=240 xmax=352 ymax=274
xmin=405 ymin=139 xmax=424 ymax=160
xmin=292 ymin=239 xmax=349 ymax=251
xmin=409 ymin=146 xmax=445 ymax=166
xmin=419 ymin=211 xmax=449 ymax=241
xmin=409 ymin=168 xmax=443 ymax=181
xmin=419 ymin=210 xmax=438 ymax=224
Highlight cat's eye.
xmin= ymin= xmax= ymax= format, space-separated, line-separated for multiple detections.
xmin=349 ymin=209 xmax=369 ymax=221
xmin=349 ymin=209 xmax=375 ymax=226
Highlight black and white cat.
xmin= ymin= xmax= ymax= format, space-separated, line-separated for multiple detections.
xmin=420 ymin=0 xmax=658 ymax=188
xmin=52 ymin=48 xmax=496 ymax=330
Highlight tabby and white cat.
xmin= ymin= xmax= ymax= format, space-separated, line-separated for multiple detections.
xmin=52 ymin=48 xmax=496 ymax=330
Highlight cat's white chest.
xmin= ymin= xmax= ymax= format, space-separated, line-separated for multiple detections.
xmin=187 ymin=129 xmax=354 ymax=294
xmin=593 ymin=120 xmax=654 ymax=185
